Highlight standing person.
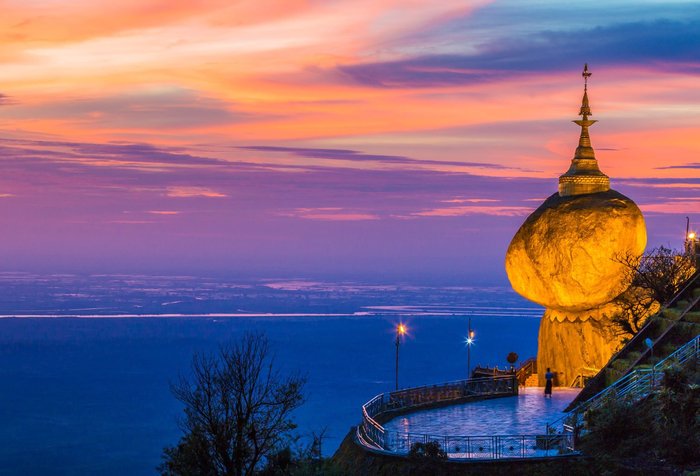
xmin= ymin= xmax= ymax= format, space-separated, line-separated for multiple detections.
xmin=544 ymin=368 xmax=554 ymax=397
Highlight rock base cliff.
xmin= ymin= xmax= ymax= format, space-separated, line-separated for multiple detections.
xmin=537 ymin=309 xmax=621 ymax=387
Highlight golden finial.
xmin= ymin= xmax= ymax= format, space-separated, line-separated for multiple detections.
xmin=582 ymin=63 xmax=591 ymax=87
xmin=579 ymin=64 xmax=592 ymax=118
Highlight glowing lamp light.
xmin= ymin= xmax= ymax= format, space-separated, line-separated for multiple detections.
xmin=689 ymin=232 xmax=697 ymax=240
xmin=397 ymin=323 xmax=407 ymax=336
xmin=465 ymin=337 xmax=474 ymax=345
xmin=394 ymin=323 xmax=408 ymax=391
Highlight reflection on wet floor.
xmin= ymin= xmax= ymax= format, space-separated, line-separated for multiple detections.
xmin=384 ymin=387 xmax=580 ymax=436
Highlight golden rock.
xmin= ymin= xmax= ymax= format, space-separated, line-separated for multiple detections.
xmin=505 ymin=189 xmax=646 ymax=311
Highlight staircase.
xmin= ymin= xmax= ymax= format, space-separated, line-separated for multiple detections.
xmin=516 ymin=357 xmax=537 ymax=386
xmin=568 ymin=367 xmax=599 ymax=388
xmin=524 ymin=373 xmax=539 ymax=387
xmin=547 ymin=333 xmax=700 ymax=439
xmin=567 ymin=270 xmax=700 ymax=408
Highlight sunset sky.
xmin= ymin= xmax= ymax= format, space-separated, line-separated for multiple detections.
xmin=0 ymin=0 xmax=698 ymax=283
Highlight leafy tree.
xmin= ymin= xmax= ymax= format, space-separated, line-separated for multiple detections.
xmin=159 ymin=332 xmax=306 ymax=476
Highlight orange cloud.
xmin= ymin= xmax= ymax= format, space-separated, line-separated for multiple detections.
xmin=147 ymin=210 xmax=180 ymax=215
xmin=165 ymin=186 xmax=226 ymax=198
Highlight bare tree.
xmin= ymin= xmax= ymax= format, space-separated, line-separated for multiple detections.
xmin=610 ymin=286 xmax=658 ymax=338
xmin=159 ymin=332 xmax=306 ymax=476
xmin=610 ymin=246 xmax=696 ymax=340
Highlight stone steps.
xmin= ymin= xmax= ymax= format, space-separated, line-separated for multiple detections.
xmin=524 ymin=373 xmax=539 ymax=387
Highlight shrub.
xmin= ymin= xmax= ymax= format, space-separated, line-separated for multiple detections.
xmin=408 ymin=441 xmax=447 ymax=460
xmin=580 ymin=366 xmax=700 ymax=467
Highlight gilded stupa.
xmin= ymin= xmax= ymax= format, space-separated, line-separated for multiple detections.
xmin=558 ymin=64 xmax=610 ymax=197
xmin=505 ymin=65 xmax=647 ymax=386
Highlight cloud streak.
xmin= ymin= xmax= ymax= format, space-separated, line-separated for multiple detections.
xmin=339 ymin=16 xmax=700 ymax=87
xmin=656 ymin=162 xmax=700 ymax=170
xmin=238 ymin=145 xmax=522 ymax=170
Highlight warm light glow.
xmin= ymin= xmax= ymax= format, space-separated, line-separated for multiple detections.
xmin=689 ymin=232 xmax=697 ymax=240
xmin=469 ymin=330 xmax=475 ymax=339
xmin=397 ymin=323 xmax=407 ymax=336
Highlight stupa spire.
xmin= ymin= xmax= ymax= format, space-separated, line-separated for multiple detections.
xmin=558 ymin=63 xmax=610 ymax=197
xmin=579 ymin=63 xmax=592 ymax=117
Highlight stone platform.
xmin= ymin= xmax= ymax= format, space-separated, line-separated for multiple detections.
xmin=383 ymin=387 xmax=580 ymax=436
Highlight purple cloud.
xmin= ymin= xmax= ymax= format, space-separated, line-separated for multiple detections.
xmin=655 ymin=162 xmax=700 ymax=170
xmin=238 ymin=145 xmax=523 ymax=170
xmin=0 ymin=136 xmax=695 ymax=281
xmin=339 ymin=17 xmax=700 ymax=87
xmin=1 ymin=89 xmax=264 ymax=129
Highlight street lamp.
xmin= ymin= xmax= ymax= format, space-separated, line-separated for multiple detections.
xmin=688 ymin=231 xmax=697 ymax=255
xmin=686 ymin=216 xmax=697 ymax=260
xmin=465 ymin=317 xmax=475 ymax=379
xmin=395 ymin=323 xmax=407 ymax=391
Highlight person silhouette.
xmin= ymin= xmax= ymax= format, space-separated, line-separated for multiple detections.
xmin=544 ymin=368 xmax=554 ymax=397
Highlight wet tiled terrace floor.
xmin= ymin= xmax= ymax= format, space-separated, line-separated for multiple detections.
xmin=384 ymin=387 xmax=581 ymax=436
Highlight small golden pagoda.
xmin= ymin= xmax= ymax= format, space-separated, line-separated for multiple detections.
xmin=558 ymin=64 xmax=610 ymax=197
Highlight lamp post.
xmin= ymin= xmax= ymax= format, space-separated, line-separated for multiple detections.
xmin=466 ymin=317 xmax=475 ymax=379
xmin=645 ymin=337 xmax=654 ymax=387
xmin=688 ymin=231 xmax=697 ymax=260
xmin=686 ymin=217 xmax=697 ymax=261
xmin=395 ymin=323 xmax=407 ymax=391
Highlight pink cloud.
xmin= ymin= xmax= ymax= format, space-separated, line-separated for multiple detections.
xmin=639 ymin=199 xmax=700 ymax=214
xmin=281 ymin=207 xmax=379 ymax=221
xmin=410 ymin=205 xmax=533 ymax=217
xmin=165 ymin=186 xmax=227 ymax=198
xmin=440 ymin=198 xmax=501 ymax=204
xmin=147 ymin=210 xmax=180 ymax=215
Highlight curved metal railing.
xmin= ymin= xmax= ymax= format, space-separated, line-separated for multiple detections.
xmin=357 ymin=375 xmax=575 ymax=459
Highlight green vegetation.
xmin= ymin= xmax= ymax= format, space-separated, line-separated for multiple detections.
xmin=408 ymin=441 xmax=447 ymax=461
xmin=578 ymin=366 xmax=700 ymax=473
xmin=572 ymin=267 xmax=699 ymax=408
xmin=259 ymin=444 xmax=342 ymax=476
xmin=405 ymin=441 xmax=449 ymax=476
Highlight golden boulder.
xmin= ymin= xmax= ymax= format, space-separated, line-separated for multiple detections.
xmin=505 ymin=189 xmax=646 ymax=312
